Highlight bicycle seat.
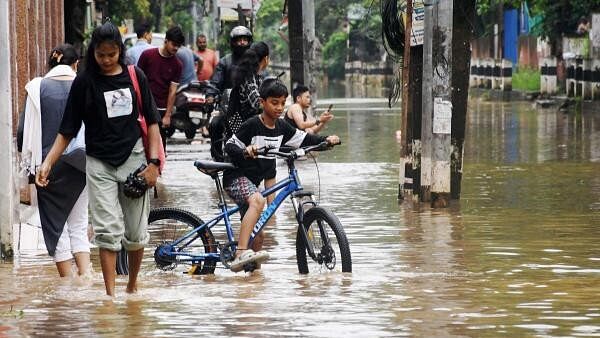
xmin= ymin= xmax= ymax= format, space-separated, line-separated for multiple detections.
xmin=194 ymin=160 xmax=236 ymax=176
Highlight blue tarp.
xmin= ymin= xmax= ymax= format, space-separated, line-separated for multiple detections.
xmin=504 ymin=9 xmax=518 ymax=64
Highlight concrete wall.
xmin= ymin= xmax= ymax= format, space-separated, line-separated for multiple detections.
xmin=0 ymin=0 xmax=64 ymax=259
xmin=344 ymin=60 xmax=395 ymax=98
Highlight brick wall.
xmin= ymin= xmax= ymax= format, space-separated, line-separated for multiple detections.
xmin=9 ymin=0 xmax=64 ymax=135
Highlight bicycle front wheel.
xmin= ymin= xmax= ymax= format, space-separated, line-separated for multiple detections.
xmin=296 ymin=207 xmax=352 ymax=274
xmin=149 ymin=207 xmax=217 ymax=274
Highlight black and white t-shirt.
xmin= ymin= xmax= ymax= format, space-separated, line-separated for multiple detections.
xmin=223 ymin=116 xmax=326 ymax=186
xmin=59 ymin=67 xmax=160 ymax=167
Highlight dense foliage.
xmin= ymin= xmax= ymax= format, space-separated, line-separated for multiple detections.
xmin=107 ymin=0 xmax=202 ymax=37
xmin=476 ymin=0 xmax=600 ymax=42
xmin=254 ymin=0 xmax=288 ymax=62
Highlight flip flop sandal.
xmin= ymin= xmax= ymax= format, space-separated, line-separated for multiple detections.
xmin=230 ymin=250 xmax=270 ymax=272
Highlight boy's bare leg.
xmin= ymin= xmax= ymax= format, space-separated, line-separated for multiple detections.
xmin=73 ymin=252 xmax=91 ymax=275
xmin=99 ymin=248 xmax=117 ymax=296
xmin=252 ymin=177 xmax=274 ymax=252
xmin=251 ymin=231 xmax=265 ymax=252
xmin=55 ymin=260 xmax=73 ymax=277
xmin=126 ymin=248 xmax=144 ymax=293
xmin=236 ymin=192 xmax=265 ymax=257
xmin=264 ymin=177 xmax=276 ymax=205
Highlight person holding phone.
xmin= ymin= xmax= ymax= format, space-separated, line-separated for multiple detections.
xmin=284 ymin=85 xmax=333 ymax=134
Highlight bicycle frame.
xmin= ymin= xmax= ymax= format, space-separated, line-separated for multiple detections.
xmin=163 ymin=157 xmax=318 ymax=265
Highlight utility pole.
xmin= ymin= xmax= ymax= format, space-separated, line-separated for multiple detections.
xmin=421 ymin=0 xmax=453 ymax=207
xmin=451 ymin=0 xmax=476 ymax=199
xmin=420 ymin=1 xmax=434 ymax=202
xmin=0 ymin=0 xmax=14 ymax=259
xmin=400 ymin=0 xmax=473 ymax=206
xmin=287 ymin=0 xmax=316 ymax=95
xmin=399 ymin=0 xmax=413 ymax=200
xmin=399 ymin=1 xmax=424 ymax=201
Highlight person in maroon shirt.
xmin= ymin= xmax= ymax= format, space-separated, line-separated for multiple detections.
xmin=138 ymin=26 xmax=184 ymax=151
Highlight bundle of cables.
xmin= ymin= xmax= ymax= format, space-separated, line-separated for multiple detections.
xmin=381 ymin=0 xmax=406 ymax=106
xmin=381 ymin=0 xmax=405 ymax=63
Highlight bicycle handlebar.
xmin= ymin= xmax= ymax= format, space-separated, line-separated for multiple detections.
xmin=258 ymin=141 xmax=339 ymax=160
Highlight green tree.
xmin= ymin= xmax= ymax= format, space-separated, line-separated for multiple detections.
xmin=106 ymin=0 xmax=150 ymax=27
xmin=255 ymin=0 xmax=288 ymax=62
xmin=476 ymin=0 xmax=600 ymax=43
xmin=106 ymin=0 xmax=203 ymax=39
xmin=323 ymin=31 xmax=349 ymax=79
xmin=529 ymin=0 xmax=600 ymax=42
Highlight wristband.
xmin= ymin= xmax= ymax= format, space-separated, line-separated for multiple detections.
xmin=315 ymin=119 xmax=321 ymax=126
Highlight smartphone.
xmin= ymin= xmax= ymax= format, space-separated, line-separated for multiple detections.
xmin=328 ymin=104 xmax=333 ymax=111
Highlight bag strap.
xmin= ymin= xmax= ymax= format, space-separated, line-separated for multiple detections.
xmin=127 ymin=65 xmax=143 ymax=118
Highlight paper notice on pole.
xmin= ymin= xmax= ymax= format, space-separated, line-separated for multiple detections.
xmin=402 ymin=1 xmax=424 ymax=46
xmin=433 ymin=98 xmax=452 ymax=134
xmin=592 ymin=14 xmax=600 ymax=48
xmin=411 ymin=1 xmax=425 ymax=46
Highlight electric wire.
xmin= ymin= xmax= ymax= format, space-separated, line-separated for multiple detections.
xmin=381 ymin=0 xmax=405 ymax=63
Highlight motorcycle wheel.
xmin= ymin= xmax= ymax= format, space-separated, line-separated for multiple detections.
xmin=164 ymin=126 xmax=175 ymax=138
xmin=184 ymin=129 xmax=196 ymax=140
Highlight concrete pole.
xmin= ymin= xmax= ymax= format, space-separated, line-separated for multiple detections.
xmin=430 ymin=0 xmax=453 ymax=207
xmin=288 ymin=0 xmax=316 ymax=105
xmin=303 ymin=0 xmax=317 ymax=108
xmin=213 ymin=0 xmax=220 ymax=57
xmin=0 ymin=0 xmax=14 ymax=259
xmin=420 ymin=0 xmax=434 ymax=202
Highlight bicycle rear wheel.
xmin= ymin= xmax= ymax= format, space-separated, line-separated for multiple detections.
xmin=149 ymin=207 xmax=217 ymax=274
xmin=296 ymin=207 xmax=352 ymax=274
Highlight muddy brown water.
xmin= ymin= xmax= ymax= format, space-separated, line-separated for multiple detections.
xmin=1 ymin=98 xmax=599 ymax=337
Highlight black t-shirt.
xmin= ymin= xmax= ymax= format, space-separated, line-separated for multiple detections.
xmin=223 ymin=116 xmax=326 ymax=186
xmin=59 ymin=67 xmax=160 ymax=167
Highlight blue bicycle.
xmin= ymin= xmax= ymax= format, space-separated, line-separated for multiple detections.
xmin=148 ymin=142 xmax=352 ymax=274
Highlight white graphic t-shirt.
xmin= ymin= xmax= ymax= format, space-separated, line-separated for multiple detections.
xmin=104 ymin=88 xmax=133 ymax=118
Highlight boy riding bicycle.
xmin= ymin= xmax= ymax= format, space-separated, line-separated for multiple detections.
xmin=223 ymin=78 xmax=340 ymax=272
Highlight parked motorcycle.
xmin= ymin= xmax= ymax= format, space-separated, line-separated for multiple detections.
xmin=167 ymin=81 xmax=219 ymax=140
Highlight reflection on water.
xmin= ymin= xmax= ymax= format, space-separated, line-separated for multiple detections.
xmin=2 ymin=98 xmax=600 ymax=337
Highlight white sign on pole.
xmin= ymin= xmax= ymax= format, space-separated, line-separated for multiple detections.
xmin=433 ymin=98 xmax=452 ymax=134
xmin=411 ymin=0 xmax=425 ymax=46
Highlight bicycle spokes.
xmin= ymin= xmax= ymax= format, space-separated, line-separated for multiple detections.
xmin=297 ymin=207 xmax=352 ymax=274
xmin=312 ymin=222 xmax=336 ymax=270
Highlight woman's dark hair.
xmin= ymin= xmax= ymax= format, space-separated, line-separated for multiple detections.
xmin=84 ymin=21 xmax=126 ymax=75
xmin=232 ymin=42 xmax=270 ymax=87
xmin=48 ymin=44 xmax=79 ymax=69
xmin=251 ymin=41 xmax=269 ymax=61
xmin=259 ymin=78 xmax=288 ymax=99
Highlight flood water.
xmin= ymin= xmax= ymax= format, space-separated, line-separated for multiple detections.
xmin=2 ymin=96 xmax=600 ymax=337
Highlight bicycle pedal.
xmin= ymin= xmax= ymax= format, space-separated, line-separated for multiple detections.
xmin=243 ymin=262 xmax=257 ymax=273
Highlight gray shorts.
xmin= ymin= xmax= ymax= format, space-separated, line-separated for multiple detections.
xmin=86 ymin=138 xmax=150 ymax=251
